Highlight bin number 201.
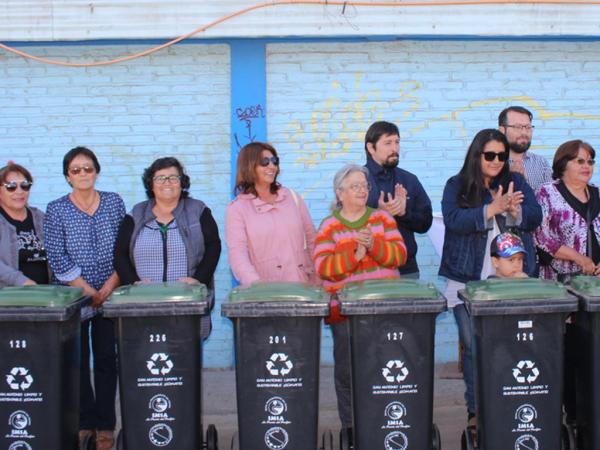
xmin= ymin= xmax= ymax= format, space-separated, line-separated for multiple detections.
xmin=150 ymin=334 xmax=167 ymax=342
xmin=269 ymin=336 xmax=287 ymax=344
xmin=516 ymin=333 xmax=534 ymax=341
xmin=9 ymin=340 xmax=27 ymax=348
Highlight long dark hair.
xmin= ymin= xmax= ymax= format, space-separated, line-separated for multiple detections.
xmin=457 ymin=129 xmax=511 ymax=208
xmin=234 ymin=142 xmax=281 ymax=196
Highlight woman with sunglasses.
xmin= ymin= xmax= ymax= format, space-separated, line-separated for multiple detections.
xmin=438 ymin=129 xmax=542 ymax=434
xmin=0 ymin=163 xmax=49 ymax=288
xmin=44 ymin=146 xmax=125 ymax=450
xmin=113 ymin=157 xmax=221 ymax=336
xmin=314 ymin=164 xmax=407 ymax=439
xmin=225 ymin=142 xmax=317 ymax=285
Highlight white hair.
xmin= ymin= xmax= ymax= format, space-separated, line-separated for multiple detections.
xmin=329 ymin=164 xmax=370 ymax=214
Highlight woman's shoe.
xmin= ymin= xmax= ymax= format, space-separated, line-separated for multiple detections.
xmin=96 ymin=430 xmax=115 ymax=450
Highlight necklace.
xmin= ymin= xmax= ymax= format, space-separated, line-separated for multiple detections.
xmin=71 ymin=191 xmax=97 ymax=212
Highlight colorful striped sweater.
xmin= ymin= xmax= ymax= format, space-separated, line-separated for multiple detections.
xmin=315 ymin=207 xmax=407 ymax=298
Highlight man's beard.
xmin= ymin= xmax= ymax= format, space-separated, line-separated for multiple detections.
xmin=382 ymin=156 xmax=399 ymax=169
xmin=509 ymin=140 xmax=531 ymax=154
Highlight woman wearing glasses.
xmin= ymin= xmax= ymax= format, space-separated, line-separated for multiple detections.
xmin=438 ymin=129 xmax=542 ymax=434
xmin=0 ymin=163 xmax=49 ymax=288
xmin=44 ymin=146 xmax=125 ymax=449
xmin=314 ymin=164 xmax=407 ymax=437
xmin=225 ymin=142 xmax=317 ymax=285
xmin=114 ymin=156 xmax=221 ymax=295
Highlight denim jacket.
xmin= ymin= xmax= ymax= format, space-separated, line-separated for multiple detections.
xmin=438 ymin=173 xmax=542 ymax=283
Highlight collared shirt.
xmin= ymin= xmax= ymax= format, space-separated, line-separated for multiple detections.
xmin=509 ymin=151 xmax=553 ymax=192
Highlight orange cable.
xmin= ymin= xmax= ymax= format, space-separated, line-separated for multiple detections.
xmin=0 ymin=0 xmax=598 ymax=67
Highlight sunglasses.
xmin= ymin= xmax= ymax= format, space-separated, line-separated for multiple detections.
xmin=259 ymin=156 xmax=280 ymax=167
xmin=2 ymin=181 xmax=33 ymax=193
xmin=572 ymin=158 xmax=595 ymax=166
xmin=483 ymin=151 xmax=509 ymax=162
xmin=68 ymin=165 xmax=96 ymax=175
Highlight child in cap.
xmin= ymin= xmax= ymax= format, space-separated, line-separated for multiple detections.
xmin=490 ymin=232 xmax=529 ymax=279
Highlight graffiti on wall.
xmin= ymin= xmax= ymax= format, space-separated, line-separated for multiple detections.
xmin=234 ymin=104 xmax=266 ymax=149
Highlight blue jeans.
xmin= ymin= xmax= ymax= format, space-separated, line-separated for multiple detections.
xmin=454 ymin=304 xmax=475 ymax=415
xmin=80 ymin=315 xmax=117 ymax=431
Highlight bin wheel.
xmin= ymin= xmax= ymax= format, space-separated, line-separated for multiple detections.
xmin=231 ymin=431 xmax=239 ymax=450
xmin=80 ymin=433 xmax=95 ymax=450
xmin=340 ymin=427 xmax=352 ymax=450
xmin=431 ymin=423 xmax=441 ymax=450
xmin=321 ymin=429 xmax=333 ymax=450
xmin=461 ymin=429 xmax=475 ymax=450
xmin=206 ymin=424 xmax=218 ymax=450
xmin=562 ymin=424 xmax=576 ymax=450
xmin=116 ymin=429 xmax=123 ymax=450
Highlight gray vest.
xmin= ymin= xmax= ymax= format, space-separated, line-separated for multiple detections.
xmin=129 ymin=198 xmax=207 ymax=281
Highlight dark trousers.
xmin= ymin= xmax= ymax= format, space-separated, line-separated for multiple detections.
xmin=331 ymin=320 xmax=353 ymax=428
xmin=563 ymin=322 xmax=577 ymax=423
xmin=80 ymin=314 xmax=118 ymax=431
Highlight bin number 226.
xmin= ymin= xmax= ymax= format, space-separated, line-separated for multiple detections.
xmin=150 ymin=334 xmax=167 ymax=342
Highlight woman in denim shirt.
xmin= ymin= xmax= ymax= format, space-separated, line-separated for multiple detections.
xmin=438 ymin=129 xmax=542 ymax=433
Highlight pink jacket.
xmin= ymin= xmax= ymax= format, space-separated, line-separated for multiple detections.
xmin=225 ymin=187 xmax=318 ymax=286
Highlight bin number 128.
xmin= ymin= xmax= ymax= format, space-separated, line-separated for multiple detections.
xmin=9 ymin=340 xmax=27 ymax=348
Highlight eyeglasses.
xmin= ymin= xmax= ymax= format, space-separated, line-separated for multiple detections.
xmin=259 ymin=156 xmax=280 ymax=167
xmin=344 ymin=182 xmax=372 ymax=193
xmin=483 ymin=151 xmax=509 ymax=162
xmin=572 ymin=158 xmax=595 ymax=166
xmin=504 ymin=125 xmax=535 ymax=132
xmin=2 ymin=181 xmax=33 ymax=193
xmin=153 ymin=175 xmax=181 ymax=185
xmin=68 ymin=166 xmax=96 ymax=175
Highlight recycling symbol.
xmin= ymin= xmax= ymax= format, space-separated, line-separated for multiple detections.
xmin=266 ymin=353 xmax=293 ymax=376
xmin=382 ymin=360 xmax=409 ymax=383
xmin=147 ymin=353 xmax=174 ymax=376
xmin=512 ymin=360 xmax=540 ymax=383
xmin=6 ymin=368 xmax=33 ymax=391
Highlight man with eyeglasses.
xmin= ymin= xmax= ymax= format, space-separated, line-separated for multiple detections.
xmin=498 ymin=106 xmax=553 ymax=191
xmin=364 ymin=121 xmax=433 ymax=279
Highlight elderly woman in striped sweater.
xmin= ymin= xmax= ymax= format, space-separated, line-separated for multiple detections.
xmin=314 ymin=163 xmax=407 ymax=440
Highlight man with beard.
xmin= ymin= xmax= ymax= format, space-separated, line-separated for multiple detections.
xmin=498 ymin=106 xmax=552 ymax=191
xmin=364 ymin=121 xmax=432 ymax=278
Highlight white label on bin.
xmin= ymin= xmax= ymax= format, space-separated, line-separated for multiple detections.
xmin=382 ymin=360 xmax=409 ymax=383
xmin=149 ymin=423 xmax=173 ymax=447
xmin=384 ymin=431 xmax=408 ymax=450
xmin=8 ymin=442 xmax=32 ymax=450
xmin=147 ymin=353 xmax=174 ymax=376
xmin=6 ymin=368 xmax=33 ymax=391
xmin=518 ymin=321 xmax=533 ymax=329
xmin=265 ymin=427 xmax=289 ymax=449
xmin=512 ymin=404 xmax=541 ymax=433
xmin=515 ymin=434 xmax=539 ymax=450
xmin=382 ymin=402 xmax=410 ymax=430
xmin=373 ymin=360 xmax=417 ymax=395
xmin=147 ymin=394 xmax=175 ymax=422
xmin=512 ymin=361 xmax=539 ymax=383
xmin=266 ymin=353 xmax=293 ymax=376
xmin=263 ymin=397 xmax=291 ymax=425
xmin=138 ymin=353 xmax=183 ymax=388
xmin=5 ymin=410 xmax=34 ymax=439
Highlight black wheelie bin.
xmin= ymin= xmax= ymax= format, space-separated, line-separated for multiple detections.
xmin=566 ymin=276 xmax=600 ymax=450
xmin=103 ymin=282 xmax=217 ymax=450
xmin=221 ymin=282 xmax=330 ymax=450
xmin=459 ymin=278 xmax=579 ymax=450
xmin=0 ymin=285 xmax=92 ymax=450
xmin=337 ymin=278 xmax=447 ymax=450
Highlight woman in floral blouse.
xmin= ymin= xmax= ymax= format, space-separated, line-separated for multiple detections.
xmin=44 ymin=146 xmax=125 ymax=450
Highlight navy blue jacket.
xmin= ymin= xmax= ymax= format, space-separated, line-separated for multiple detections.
xmin=438 ymin=173 xmax=542 ymax=283
xmin=365 ymin=158 xmax=433 ymax=275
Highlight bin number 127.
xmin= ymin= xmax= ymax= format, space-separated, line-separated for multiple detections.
xmin=387 ymin=332 xmax=404 ymax=341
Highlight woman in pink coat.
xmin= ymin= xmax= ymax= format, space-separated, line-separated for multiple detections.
xmin=225 ymin=142 xmax=318 ymax=285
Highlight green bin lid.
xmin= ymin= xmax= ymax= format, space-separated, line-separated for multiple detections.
xmin=109 ymin=282 xmax=207 ymax=304
xmin=464 ymin=278 xmax=568 ymax=301
xmin=0 ymin=285 xmax=85 ymax=307
xmin=569 ymin=276 xmax=600 ymax=297
xmin=339 ymin=278 xmax=439 ymax=301
xmin=228 ymin=282 xmax=328 ymax=303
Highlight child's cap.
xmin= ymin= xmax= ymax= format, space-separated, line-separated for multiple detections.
xmin=491 ymin=232 xmax=527 ymax=258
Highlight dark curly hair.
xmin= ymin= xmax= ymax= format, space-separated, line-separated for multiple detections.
xmin=142 ymin=157 xmax=191 ymax=199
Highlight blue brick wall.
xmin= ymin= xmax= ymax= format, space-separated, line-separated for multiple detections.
xmin=0 ymin=43 xmax=233 ymax=368
xmin=266 ymin=40 xmax=600 ymax=363
xmin=3 ymin=39 xmax=600 ymax=368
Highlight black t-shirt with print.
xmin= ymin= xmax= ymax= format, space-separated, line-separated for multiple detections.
xmin=0 ymin=206 xmax=49 ymax=285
